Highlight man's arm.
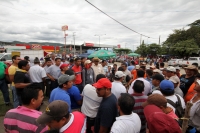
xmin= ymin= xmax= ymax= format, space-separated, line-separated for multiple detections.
xmin=15 ymin=83 xmax=31 ymax=88
xmin=47 ymin=73 xmax=55 ymax=81
xmin=9 ymin=75 xmax=14 ymax=82
xmin=99 ymin=126 xmax=109 ymax=133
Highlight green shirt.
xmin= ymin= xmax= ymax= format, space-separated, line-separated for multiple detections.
xmin=0 ymin=62 xmax=7 ymax=79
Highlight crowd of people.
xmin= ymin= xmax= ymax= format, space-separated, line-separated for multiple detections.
xmin=0 ymin=53 xmax=200 ymax=133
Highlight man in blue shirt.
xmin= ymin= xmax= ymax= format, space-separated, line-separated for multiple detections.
xmin=128 ymin=61 xmax=135 ymax=71
xmin=65 ymin=70 xmax=82 ymax=111
xmin=49 ymin=74 xmax=75 ymax=112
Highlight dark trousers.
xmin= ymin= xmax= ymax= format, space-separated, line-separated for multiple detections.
xmin=50 ymin=80 xmax=58 ymax=95
xmin=0 ymin=79 xmax=10 ymax=103
xmin=86 ymin=116 xmax=95 ymax=133
xmin=45 ymin=79 xmax=51 ymax=97
xmin=75 ymin=83 xmax=83 ymax=93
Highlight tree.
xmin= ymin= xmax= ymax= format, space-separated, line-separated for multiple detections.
xmin=163 ymin=19 xmax=200 ymax=57
xmin=134 ymin=40 xmax=148 ymax=56
xmin=113 ymin=48 xmax=132 ymax=55
xmin=146 ymin=43 xmax=161 ymax=56
xmin=172 ymin=39 xmax=198 ymax=57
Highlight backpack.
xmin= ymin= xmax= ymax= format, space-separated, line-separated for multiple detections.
xmin=167 ymin=95 xmax=185 ymax=118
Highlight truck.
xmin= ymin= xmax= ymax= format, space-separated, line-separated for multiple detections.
xmin=179 ymin=57 xmax=200 ymax=68
xmin=0 ymin=50 xmax=45 ymax=62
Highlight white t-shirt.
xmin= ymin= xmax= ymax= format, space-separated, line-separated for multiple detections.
xmin=29 ymin=64 xmax=47 ymax=82
xmin=110 ymin=112 xmax=141 ymax=133
xmin=111 ymin=81 xmax=126 ymax=99
xmin=152 ymin=90 xmax=186 ymax=112
xmin=81 ymin=84 xmax=102 ymax=118
xmin=128 ymin=78 xmax=152 ymax=95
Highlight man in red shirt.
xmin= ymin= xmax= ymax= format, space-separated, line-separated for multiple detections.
xmin=37 ymin=100 xmax=86 ymax=133
xmin=71 ymin=58 xmax=83 ymax=93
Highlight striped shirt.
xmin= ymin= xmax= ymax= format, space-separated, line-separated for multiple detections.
xmin=4 ymin=106 xmax=48 ymax=133
xmin=132 ymin=93 xmax=148 ymax=133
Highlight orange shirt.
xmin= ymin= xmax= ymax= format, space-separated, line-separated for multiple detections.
xmin=184 ymin=83 xmax=196 ymax=102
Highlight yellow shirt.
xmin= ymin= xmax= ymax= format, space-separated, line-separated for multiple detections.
xmin=8 ymin=65 xmax=18 ymax=86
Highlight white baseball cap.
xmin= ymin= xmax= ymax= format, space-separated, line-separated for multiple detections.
xmin=153 ymin=69 xmax=161 ymax=74
xmin=115 ymin=71 xmax=126 ymax=78
xmin=135 ymin=65 xmax=140 ymax=69
xmin=169 ymin=76 xmax=180 ymax=84
xmin=84 ymin=60 xmax=92 ymax=65
xmin=166 ymin=66 xmax=176 ymax=72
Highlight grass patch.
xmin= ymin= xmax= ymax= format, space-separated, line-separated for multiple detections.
xmin=0 ymin=88 xmax=13 ymax=116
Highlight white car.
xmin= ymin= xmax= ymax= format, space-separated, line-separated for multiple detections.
xmin=168 ymin=59 xmax=182 ymax=66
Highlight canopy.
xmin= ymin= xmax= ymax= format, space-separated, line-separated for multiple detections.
xmin=128 ymin=53 xmax=140 ymax=57
xmin=88 ymin=50 xmax=116 ymax=59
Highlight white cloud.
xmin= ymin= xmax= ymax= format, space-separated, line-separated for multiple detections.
xmin=0 ymin=0 xmax=199 ymax=50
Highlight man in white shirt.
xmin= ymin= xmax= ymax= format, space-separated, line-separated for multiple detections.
xmin=153 ymin=80 xmax=185 ymax=112
xmin=111 ymin=93 xmax=141 ymax=133
xmin=121 ymin=62 xmax=132 ymax=78
xmin=91 ymin=57 xmax=104 ymax=80
xmin=81 ymin=74 xmax=105 ymax=133
xmin=111 ymin=71 xmax=127 ymax=99
xmin=29 ymin=57 xmax=47 ymax=92
xmin=128 ymin=70 xmax=152 ymax=95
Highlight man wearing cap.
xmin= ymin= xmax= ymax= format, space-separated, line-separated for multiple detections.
xmin=110 ymin=93 xmax=141 ymax=133
xmin=46 ymin=57 xmax=62 ymax=93
xmin=143 ymin=105 xmax=181 ymax=133
xmin=169 ymin=76 xmax=184 ymax=97
xmin=29 ymin=57 xmax=47 ymax=93
xmin=166 ymin=66 xmax=180 ymax=83
xmin=93 ymin=78 xmax=118 ymax=133
xmin=128 ymin=70 xmax=152 ymax=95
xmin=154 ymin=80 xmax=185 ymax=113
xmin=82 ymin=60 xmax=95 ymax=87
xmin=37 ymin=100 xmax=86 ymax=133
xmin=142 ymin=94 xmax=178 ymax=120
xmin=65 ymin=70 xmax=82 ymax=111
xmin=60 ymin=63 xmax=69 ymax=74
xmin=91 ymin=57 xmax=104 ymax=80
xmin=175 ymin=66 xmax=181 ymax=78
xmin=4 ymin=84 xmax=48 ymax=133
xmin=180 ymin=65 xmax=196 ymax=96
xmin=152 ymin=74 xmax=164 ymax=92
xmin=111 ymin=71 xmax=127 ymax=99
xmin=49 ymin=74 xmax=75 ymax=112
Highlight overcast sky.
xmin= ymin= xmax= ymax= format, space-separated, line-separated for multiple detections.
xmin=0 ymin=0 xmax=199 ymax=50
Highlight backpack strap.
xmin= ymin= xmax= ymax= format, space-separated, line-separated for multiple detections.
xmin=166 ymin=94 xmax=182 ymax=108
xmin=175 ymin=94 xmax=182 ymax=107
xmin=167 ymin=99 xmax=177 ymax=108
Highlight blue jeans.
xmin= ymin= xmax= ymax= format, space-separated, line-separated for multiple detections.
xmin=11 ymin=85 xmax=19 ymax=108
xmin=0 ymin=79 xmax=10 ymax=104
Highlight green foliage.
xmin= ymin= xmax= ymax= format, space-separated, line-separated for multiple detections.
xmin=163 ymin=19 xmax=200 ymax=57
xmin=113 ymin=48 xmax=132 ymax=55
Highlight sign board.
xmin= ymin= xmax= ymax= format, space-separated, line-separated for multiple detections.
xmin=62 ymin=25 xmax=68 ymax=31
xmin=85 ymin=43 xmax=94 ymax=47
xmin=31 ymin=44 xmax=42 ymax=50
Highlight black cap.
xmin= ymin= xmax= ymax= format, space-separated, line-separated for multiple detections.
xmin=152 ymin=74 xmax=164 ymax=82
xmin=24 ymin=56 xmax=29 ymax=61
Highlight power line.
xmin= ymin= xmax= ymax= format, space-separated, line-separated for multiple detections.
xmin=85 ymin=0 xmax=158 ymax=39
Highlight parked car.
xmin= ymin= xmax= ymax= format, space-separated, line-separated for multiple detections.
xmin=179 ymin=57 xmax=200 ymax=68
xmin=168 ymin=59 xmax=182 ymax=66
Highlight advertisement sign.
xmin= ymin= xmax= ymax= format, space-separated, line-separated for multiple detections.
xmin=85 ymin=43 xmax=94 ymax=47
xmin=31 ymin=44 xmax=41 ymax=50
xmin=62 ymin=25 xmax=68 ymax=31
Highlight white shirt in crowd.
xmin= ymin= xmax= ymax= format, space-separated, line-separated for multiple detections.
xmin=128 ymin=77 xmax=152 ymax=95
xmin=81 ymin=84 xmax=102 ymax=118
xmin=29 ymin=64 xmax=47 ymax=82
xmin=111 ymin=81 xmax=126 ymax=99
xmin=152 ymin=90 xmax=186 ymax=112
xmin=110 ymin=112 xmax=141 ymax=133
xmin=91 ymin=64 xmax=104 ymax=80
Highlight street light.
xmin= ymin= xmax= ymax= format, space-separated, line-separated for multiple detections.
xmin=73 ymin=32 xmax=76 ymax=56
xmin=94 ymin=34 xmax=106 ymax=47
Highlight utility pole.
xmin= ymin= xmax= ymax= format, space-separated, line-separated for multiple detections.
xmin=159 ymin=35 xmax=161 ymax=45
xmin=73 ymin=32 xmax=76 ymax=56
xmin=140 ymin=34 xmax=142 ymax=45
